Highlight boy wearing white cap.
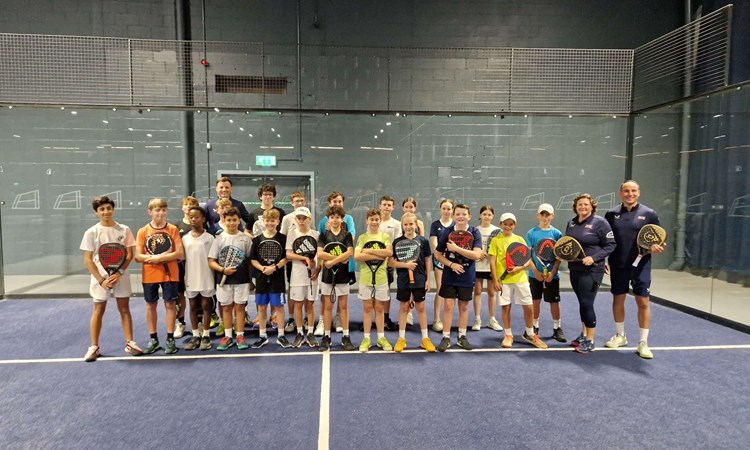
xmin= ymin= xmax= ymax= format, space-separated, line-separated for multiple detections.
xmin=285 ymin=206 xmax=321 ymax=347
xmin=525 ymin=204 xmax=566 ymax=342
xmin=489 ymin=212 xmax=548 ymax=349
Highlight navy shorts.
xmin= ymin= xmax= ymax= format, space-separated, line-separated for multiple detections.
xmin=529 ymin=278 xmax=561 ymax=303
xmin=143 ymin=282 xmax=179 ymax=303
xmin=438 ymin=285 xmax=473 ymax=302
xmin=610 ymin=266 xmax=651 ymax=297
xmin=396 ymin=288 xmax=427 ymax=303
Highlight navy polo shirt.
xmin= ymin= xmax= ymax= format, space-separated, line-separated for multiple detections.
xmin=605 ymin=203 xmax=660 ymax=269
xmin=564 ymin=214 xmax=616 ymax=273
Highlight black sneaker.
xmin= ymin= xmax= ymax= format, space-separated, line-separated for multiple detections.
xmin=144 ymin=338 xmax=161 ymax=355
xmin=553 ymin=327 xmax=567 ymax=343
xmin=319 ymin=335 xmax=331 ymax=352
xmin=456 ymin=335 xmax=473 ymax=350
xmin=292 ymin=333 xmax=305 ymax=348
xmin=437 ymin=337 xmax=451 ymax=352
xmin=284 ymin=318 xmax=296 ymax=333
xmin=384 ymin=318 xmax=397 ymax=331
xmin=184 ymin=335 xmax=201 ymax=351
xmin=252 ymin=336 xmax=269 ymax=349
xmin=534 ymin=326 xmax=539 ymax=335
xmin=277 ymin=336 xmax=292 ymax=348
xmin=306 ymin=333 xmax=319 ymax=348
xmin=341 ymin=335 xmax=355 ymax=351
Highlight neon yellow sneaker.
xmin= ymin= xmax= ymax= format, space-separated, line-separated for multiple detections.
xmin=376 ymin=336 xmax=392 ymax=351
xmin=359 ymin=336 xmax=371 ymax=353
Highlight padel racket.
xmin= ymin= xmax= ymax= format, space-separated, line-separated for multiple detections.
xmin=633 ymin=224 xmax=667 ymax=267
xmin=293 ymin=235 xmax=318 ymax=296
xmin=447 ymin=230 xmax=474 ymax=267
xmin=500 ymin=242 xmax=531 ymax=280
xmin=554 ymin=236 xmax=586 ymax=262
xmin=485 ymin=228 xmax=502 ymax=252
xmin=218 ymin=245 xmax=246 ymax=287
xmin=394 ymin=238 xmax=421 ymax=284
xmin=145 ymin=231 xmax=173 ymax=277
xmin=323 ymin=241 xmax=346 ymax=301
xmin=98 ymin=242 xmax=126 ymax=276
xmin=362 ymin=241 xmax=386 ymax=286
xmin=257 ymin=238 xmax=284 ymax=287
xmin=533 ymin=238 xmax=557 ymax=276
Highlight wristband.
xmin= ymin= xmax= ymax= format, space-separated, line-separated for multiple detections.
xmin=99 ymin=278 xmax=105 ymax=285
xmin=222 ymin=267 xmax=226 ymax=275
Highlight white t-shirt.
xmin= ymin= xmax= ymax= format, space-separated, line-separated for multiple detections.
xmin=476 ymin=224 xmax=500 ymax=273
xmin=79 ymin=222 xmax=136 ymax=277
xmin=285 ymin=228 xmax=321 ymax=287
xmin=182 ymin=231 xmax=215 ymax=292
xmin=378 ymin=217 xmax=402 ymax=243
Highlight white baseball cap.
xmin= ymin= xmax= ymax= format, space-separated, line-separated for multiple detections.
xmin=294 ymin=206 xmax=312 ymax=218
xmin=537 ymin=203 xmax=555 ymax=214
xmin=499 ymin=212 xmax=516 ymax=223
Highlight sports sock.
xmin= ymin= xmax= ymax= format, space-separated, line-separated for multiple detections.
xmin=458 ymin=328 xmax=467 ymax=337
xmin=421 ymin=329 xmax=429 ymax=339
xmin=533 ymin=319 xmax=540 ymax=328
xmin=505 ymin=328 xmax=513 ymax=338
xmin=377 ymin=332 xmax=385 ymax=340
xmin=399 ymin=330 xmax=406 ymax=339
xmin=553 ymin=320 xmax=561 ymax=329
xmin=150 ymin=333 xmax=158 ymax=340
xmin=167 ymin=333 xmax=174 ymax=340
xmin=442 ymin=332 xmax=450 ymax=339
xmin=615 ymin=322 xmax=625 ymax=335
xmin=525 ymin=327 xmax=535 ymax=337
xmin=225 ymin=328 xmax=233 ymax=339
xmin=639 ymin=328 xmax=649 ymax=342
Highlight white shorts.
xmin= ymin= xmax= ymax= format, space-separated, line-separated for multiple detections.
xmin=90 ymin=274 xmax=132 ymax=302
xmin=498 ymin=283 xmax=533 ymax=306
xmin=186 ymin=289 xmax=216 ymax=299
xmin=357 ymin=283 xmax=390 ymax=301
xmin=319 ymin=282 xmax=350 ymax=297
xmin=216 ymin=283 xmax=250 ymax=306
xmin=289 ymin=285 xmax=318 ymax=302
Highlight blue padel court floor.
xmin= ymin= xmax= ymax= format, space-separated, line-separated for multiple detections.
xmin=1 ymin=293 xmax=749 ymax=449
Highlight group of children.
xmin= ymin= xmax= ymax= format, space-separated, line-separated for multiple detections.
xmin=81 ymin=185 xmax=571 ymax=361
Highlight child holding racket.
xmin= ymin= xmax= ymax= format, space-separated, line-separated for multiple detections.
xmin=285 ymin=206 xmax=321 ymax=348
xmin=249 ymin=208 xmax=289 ymax=348
xmin=389 ymin=213 xmax=435 ymax=352
xmin=281 ymin=191 xmax=308 ymax=334
xmin=208 ymin=207 xmax=253 ymax=351
xmin=489 ymin=213 xmax=547 ymax=349
xmin=429 ymin=198 xmax=455 ymax=332
xmin=172 ymin=195 xmax=199 ymax=340
xmin=80 ymin=196 xmax=142 ymax=362
xmin=433 ymin=203 xmax=482 ymax=351
xmin=473 ymin=205 xmax=502 ymax=332
xmin=355 ymin=208 xmax=394 ymax=352
xmin=316 ymin=205 xmax=355 ymax=352
xmin=181 ymin=206 xmax=215 ymax=351
xmin=135 ymin=198 xmax=184 ymax=355
xmin=525 ymin=203 xmax=565 ymax=342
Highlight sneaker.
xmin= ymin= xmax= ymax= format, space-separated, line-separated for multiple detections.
xmin=571 ymin=333 xmax=585 ymax=347
xmin=174 ymin=322 xmax=186 ymax=339
xmin=251 ymin=317 xmax=261 ymax=330
xmin=488 ymin=317 xmax=504 ymax=332
xmin=406 ymin=312 xmax=414 ymax=326
xmin=236 ymin=335 xmax=249 ymax=350
xmin=314 ymin=319 xmax=325 ymax=336
xmin=605 ymin=333 xmax=628 ymax=349
xmin=341 ymin=335 xmax=356 ymax=351
xmin=319 ymin=335 xmax=331 ymax=352
xmin=471 ymin=317 xmax=482 ymax=331
xmin=437 ymin=337 xmax=451 ymax=352
xmin=575 ymin=337 xmax=595 ymax=353
xmin=210 ymin=313 xmax=219 ymax=329
xmin=277 ymin=335 xmax=292 ymax=348
xmin=292 ymin=333 xmax=305 ymax=348
xmin=533 ymin=326 xmax=539 ymax=335
xmin=394 ymin=337 xmax=407 ymax=352
xmin=384 ymin=318 xmax=397 ymax=331
xmin=501 ymin=334 xmax=514 ymax=348
xmin=252 ymin=336 xmax=269 ymax=349
xmin=432 ymin=320 xmax=443 ymax=332
xmin=84 ymin=345 xmax=100 ymax=362
xmin=199 ymin=336 xmax=212 ymax=350
xmin=284 ymin=318 xmax=296 ymax=333
xmin=523 ymin=332 xmax=548 ymax=349
xmin=306 ymin=333 xmax=319 ymax=348
xmin=271 ymin=312 xmax=279 ymax=330
xmin=377 ymin=336 xmax=393 ymax=351
xmin=420 ymin=338 xmax=436 ymax=352
xmin=637 ymin=341 xmax=653 ymax=359
xmin=552 ymin=327 xmax=567 ymax=343
xmin=125 ymin=340 xmax=143 ymax=356
xmin=217 ymin=336 xmax=234 ymax=351
xmin=244 ymin=314 xmax=252 ymax=326
xmin=144 ymin=338 xmax=161 ymax=355
xmin=215 ymin=321 xmax=225 ymax=337
xmin=334 ymin=314 xmax=343 ymax=333
xmin=457 ymin=335 xmax=473 ymax=350
xmin=184 ymin=336 xmax=201 ymax=351
xmin=359 ymin=336 xmax=371 ymax=353
xmin=165 ymin=338 xmax=178 ymax=354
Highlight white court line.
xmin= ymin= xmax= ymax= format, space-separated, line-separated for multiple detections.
xmin=318 ymin=352 xmax=331 ymax=450
xmin=1 ymin=344 xmax=750 ymax=365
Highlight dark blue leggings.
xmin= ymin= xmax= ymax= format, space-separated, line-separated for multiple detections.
xmin=570 ymin=271 xmax=603 ymax=329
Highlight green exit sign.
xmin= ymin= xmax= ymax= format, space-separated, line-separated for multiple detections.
xmin=255 ymin=155 xmax=277 ymax=167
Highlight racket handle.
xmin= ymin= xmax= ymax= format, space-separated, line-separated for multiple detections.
xmin=408 ymin=269 xmax=415 ymax=284
xmin=500 ymin=269 xmax=509 ymax=281
xmin=632 ymin=254 xmax=643 ymax=267
xmin=219 ymin=274 xmax=228 ymax=287
xmin=542 ymin=267 xmax=548 ymax=277
xmin=163 ymin=263 xmax=171 ymax=278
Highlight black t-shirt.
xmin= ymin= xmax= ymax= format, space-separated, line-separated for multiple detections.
xmin=317 ymin=229 xmax=353 ymax=285
xmin=250 ymin=233 xmax=287 ymax=294
xmin=249 ymin=206 xmax=286 ymax=233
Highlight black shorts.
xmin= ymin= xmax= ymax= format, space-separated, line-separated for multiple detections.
xmin=438 ymin=285 xmax=473 ymax=302
xmin=475 ymin=271 xmax=491 ymax=280
xmin=529 ymin=278 xmax=561 ymax=303
xmin=396 ymin=288 xmax=427 ymax=303
xmin=177 ymin=261 xmax=186 ymax=293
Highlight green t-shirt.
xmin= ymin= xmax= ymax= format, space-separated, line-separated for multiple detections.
xmin=488 ymin=233 xmax=529 ymax=284
xmin=356 ymin=232 xmax=392 ymax=286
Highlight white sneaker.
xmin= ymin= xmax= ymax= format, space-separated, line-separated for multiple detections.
xmin=84 ymin=345 xmax=100 ymax=362
xmin=334 ymin=314 xmax=343 ymax=333
xmin=174 ymin=322 xmax=186 ymax=339
xmin=637 ymin=341 xmax=653 ymax=359
xmin=406 ymin=312 xmax=414 ymax=326
xmin=488 ymin=317 xmax=504 ymax=332
xmin=431 ymin=320 xmax=443 ymax=332
xmin=471 ymin=317 xmax=482 ymax=331
xmin=605 ymin=333 xmax=628 ymax=348
xmin=314 ymin=319 xmax=325 ymax=336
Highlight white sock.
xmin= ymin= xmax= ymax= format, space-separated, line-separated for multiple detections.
xmin=399 ymin=330 xmax=406 ymax=339
xmin=225 ymin=328 xmax=233 ymax=339
xmin=202 ymin=329 xmax=210 ymax=337
xmin=443 ymin=332 xmax=450 ymax=339
xmin=192 ymin=329 xmax=200 ymax=337
xmin=377 ymin=332 xmax=385 ymax=339
xmin=525 ymin=327 xmax=535 ymax=337
xmin=458 ymin=328 xmax=467 ymax=337
xmin=615 ymin=322 xmax=625 ymax=335
xmin=533 ymin=319 xmax=539 ymax=328
xmin=297 ymin=327 xmax=304 ymax=335
xmin=277 ymin=329 xmax=285 ymax=337
xmin=505 ymin=328 xmax=513 ymax=337
xmin=553 ymin=320 xmax=561 ymax=329
xmin=236 ymin=331 xmax=243 ymax=338
xmin=343 ymin=329 xmax=349 ymax=336
xmin=421 ymin=329 xmax=429 ymax=339
xmin=640 ymin=328 xmax=649 ymax=342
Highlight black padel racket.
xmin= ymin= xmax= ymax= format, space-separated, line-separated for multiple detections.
xmin=533 ymin=238 xmax=557 ymax=276
xmin=323 ymin=241 xmax=346 ymax=301
xmin=293 ymin=235 xmax=318 ymax=297
xmin=218 ymin=245 xmax=246 ymax=287
xmin=98 ymin=242 xmax=126 ymax=276
xmin=447 ymin=230 xmax=474 ymax=267
xmin=500 ymin=242 xmax=531 ymax=280
xmin=394 ymin=238 xmax=421 ymax=284
xmin=257 ymin=238 xmax=284 ymax=288
xmin=634 ymin=224 xmax=666 ymax=267
xmin=145 ymin=231 xmax=173 ymax=277
xmin=486 ymin=228 xmax=502 ymax=252
xmin=554 ymin=236 xmax=586 ymax=262
xmin=362 ymin=241 xmax=386 ymax=286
